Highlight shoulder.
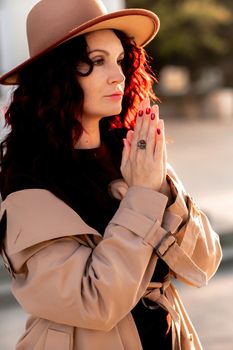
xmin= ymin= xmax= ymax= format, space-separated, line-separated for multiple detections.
xmin=1 ymin=189 xmax=100 ymax=254
xmin=0 ymin=165 xmax=45 ymax=200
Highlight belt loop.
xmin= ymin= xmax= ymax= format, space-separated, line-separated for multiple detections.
xmin=155 ymin=231 xmax=176 ymax=258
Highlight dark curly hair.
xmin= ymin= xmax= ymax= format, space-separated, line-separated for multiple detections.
xmin=0 ymin=29 xmax=159 ymax=250
xmin=0 ymin=30 xmax=158 ymax=197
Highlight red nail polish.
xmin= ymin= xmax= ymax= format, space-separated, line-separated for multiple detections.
xmin=138 ymin=110 xmax=143 ymax=117
xmin=151 ymin=113 xmax=155 ymax=120
xmin=157 ymin=128 xmax=161 ymax=135
xmin=146 ymin=108 xmax=151 ymax=115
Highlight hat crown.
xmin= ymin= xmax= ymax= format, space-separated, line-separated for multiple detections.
xmin=27 ymin=0 xmax=108 ymax=56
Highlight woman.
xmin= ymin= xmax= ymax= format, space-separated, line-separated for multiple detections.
xmin=0 ymin=0 xmax=222 ymax=349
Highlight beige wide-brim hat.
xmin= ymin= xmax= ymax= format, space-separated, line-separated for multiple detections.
xmin=0 ymin=0 xmax=159 ymax=85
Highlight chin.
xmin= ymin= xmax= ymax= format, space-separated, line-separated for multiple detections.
xmin=100 ymin=109 xmax=121 ymax=118
xmin=110 ymin=106 xmax=122 ymax=115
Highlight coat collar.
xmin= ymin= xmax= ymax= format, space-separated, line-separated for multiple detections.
xmin=1 ymin=189 xmax=101 ymax=254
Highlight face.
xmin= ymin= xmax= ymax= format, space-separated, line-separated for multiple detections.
xmin=77 ymin=29 xmax=125 ymax=122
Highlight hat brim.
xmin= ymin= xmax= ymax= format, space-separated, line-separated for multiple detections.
xmin=0 ymin=9 xmax=159 ymax=85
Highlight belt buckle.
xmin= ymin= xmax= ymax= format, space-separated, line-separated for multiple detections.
xmin=141 ymin=297 xmax=160 ymax=310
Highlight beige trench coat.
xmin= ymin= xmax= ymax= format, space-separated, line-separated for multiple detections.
xmin=1 ymin=165 xmax=222 ymax=350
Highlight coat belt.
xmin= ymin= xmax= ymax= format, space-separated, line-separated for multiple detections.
xmin=142 ymin=278 xmax=182 ymax=350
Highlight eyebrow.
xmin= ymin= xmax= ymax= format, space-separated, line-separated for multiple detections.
xmin=88 ymin=49 xmax=124 ymax=56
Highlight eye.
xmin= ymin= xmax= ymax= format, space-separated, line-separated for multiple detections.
xmin=117 ymin=56 xmax=125 ymax=67
xmin=93 ymin=58 xmax=104 ymax=66
xmin=117 ymin=58 xmax=124 ymax=65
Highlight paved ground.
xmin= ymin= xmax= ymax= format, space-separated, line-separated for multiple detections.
xmin=177 ymin=261 xmax=233 ymax=350
xmin=0 ymin=117 xmax=233 ymax=349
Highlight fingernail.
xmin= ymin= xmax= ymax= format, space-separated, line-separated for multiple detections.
xmin=146 ymin=108 xmax=151 ymax=115
xmin=138 ymin=110 xmax=143 ymax=117
xmin=157 ymin=128 xmax=161 ymax=135
xmin=151 ymin=113 xmax=155 ymax=120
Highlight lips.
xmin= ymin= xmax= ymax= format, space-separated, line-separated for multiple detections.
xmin=106 ymin=91 xmax=123 ymax=97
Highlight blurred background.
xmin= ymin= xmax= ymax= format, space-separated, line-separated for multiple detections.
xmin=0 ymin=0 xmax=233 ymax=349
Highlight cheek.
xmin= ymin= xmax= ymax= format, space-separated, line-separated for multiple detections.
xmin=80 ymin=80 xmax=101 ymax=116
xmin=82 ymin=88 xmax=98 ymax=109
xmin=79 ymin=79 xmax=88 ymax=97
xmin=79 ymin=77 xmax=100 ymax=102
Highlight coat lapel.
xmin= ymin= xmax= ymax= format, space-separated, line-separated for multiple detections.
xmin=1 ymin=189 xmax=102 ymax=254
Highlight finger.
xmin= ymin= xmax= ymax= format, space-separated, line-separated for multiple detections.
xmin=138 ymin=97 xmax=151 ymax=140
xmin=162 ymin=121 xmax=168 ymax=179
xmin=126 ymin=129 xmax=134 ymax=145
xmin=163 ymin=120 xmax=167 ymax=161
xmin=163 ymin=137 xmax=167 ymax=180
xmin=133 ymin=99 xmax=145 ymax=135
xmin=121 ymin=138 xmax=130 ymax=169
xmin=146 ymin=104 xmax=159 ymax=156
xmin=153 ymin=119 xmax=165 ymax=164
xmin=131 ymin=100 xmax=145 ymax=152
xmin=131 ymin=98 xmax=150 ymax=155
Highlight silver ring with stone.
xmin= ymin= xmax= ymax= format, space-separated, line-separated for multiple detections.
xmin=137 ymin=139 xmax=147 ymax=150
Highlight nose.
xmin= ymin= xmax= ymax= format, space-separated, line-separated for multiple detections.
xmin=107 ymin=64 xmax=125 ymax=85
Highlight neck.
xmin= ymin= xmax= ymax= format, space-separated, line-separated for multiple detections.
xmin=74 ymin=117 xmax=101 ymax=149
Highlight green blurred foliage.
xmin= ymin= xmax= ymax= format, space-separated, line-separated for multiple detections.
xmin=126 ymin=0 xmax=233 ymax=80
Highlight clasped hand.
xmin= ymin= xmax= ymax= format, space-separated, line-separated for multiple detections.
xmin=120 ymin=98 xmax=167 ymax=193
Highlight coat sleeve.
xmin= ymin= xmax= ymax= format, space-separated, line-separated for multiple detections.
xmin=6 ymin=187 xmax=170 ymax=331
xmin=155 ymin=164 xmax=222 ymax=287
